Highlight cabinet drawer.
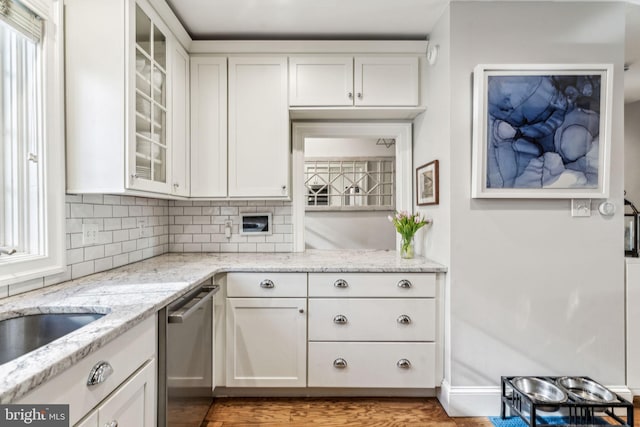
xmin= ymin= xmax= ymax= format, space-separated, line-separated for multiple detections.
xmin=309 ymin=298 xmax=435 ymax=342
xmin=308 ymin=273 xmax=434 ymax=298
xmin=16 ymin=316 xmax=156 ymax=426
xmin=227 ymin=273 xmax=307 ymax=297
xmin=308 ymin=342 xmax=435 ymax=388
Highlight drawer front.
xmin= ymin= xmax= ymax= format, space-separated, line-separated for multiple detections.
xmin=309 ymin=298 xmax=435 ymax=342
xmin=308 ymin=273 xmax=435 ymax=298
xmin=227 ymin=272 xmax=307 ymax=297
xmin=308 ymin=342 xmax=435 ymax=388
xmin=16 ymin=316 xmax=156 ymax=425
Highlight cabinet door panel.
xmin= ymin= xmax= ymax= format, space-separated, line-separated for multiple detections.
xmin=228 ymin=57 xmax=289 ymax=198
xmin=190 ymin=57 xmax=227 ymax=197
xmin=354 ymin=56 xmax=419 ymax=106
xmin=289 ymin=56 xmax=353 ymax=106
xmin=97 ymin=360 xmax=156 ymax=427
xmin=226 ymin=298 xmax=306 ymax=387
xmin=170 ymin=41 xmax=189 ymax=196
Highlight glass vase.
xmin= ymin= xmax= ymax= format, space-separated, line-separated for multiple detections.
xmin=400 ymin=237 xmax=415 ymax=259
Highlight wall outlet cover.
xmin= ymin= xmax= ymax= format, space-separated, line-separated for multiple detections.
xmin=82 ymin=223 xmax=99 ymax=245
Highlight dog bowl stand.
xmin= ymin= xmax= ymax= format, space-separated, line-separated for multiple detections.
xmin=500 ymin=376 xmax=634 ymax=427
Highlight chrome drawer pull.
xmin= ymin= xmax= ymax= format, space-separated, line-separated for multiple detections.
xmin=333 ymin=279 xmax=349 ymax=288
xmin=105 ymin=421 xmax=118 ymax=427
xmin=397 ymin=279 xmax=412 ymax=289
xmin=260 ymin=279 xmax=275 ymax=288
xmin=333 ymin=314 xmax=348 ymax=324
xmin=87 ymin=361 xmax=114 ymax=386
xmin=333 ymin=358 xmax=348 ymax=369
xmin=397 ymin=315 xmax=412 ymax=325
xmin=397 ymin=359 xmax=412 ymax=369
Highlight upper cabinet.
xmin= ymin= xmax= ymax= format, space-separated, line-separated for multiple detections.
xmin=170 ymin=42 xmax=190 ymax=197
xmin=289 ymin=56 xmax=420 ymax=107
xmin=65 ymin=0 xmax=186 ymax=197
xmin=228 ymin=57 xmax=289 ymax=198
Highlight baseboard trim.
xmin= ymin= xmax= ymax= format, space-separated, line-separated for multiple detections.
xmin=437 ymin=381 xmax=633 ymax=417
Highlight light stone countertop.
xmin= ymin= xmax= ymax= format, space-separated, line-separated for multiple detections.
xmin=0 ymin=250 xmax=446 ymax=403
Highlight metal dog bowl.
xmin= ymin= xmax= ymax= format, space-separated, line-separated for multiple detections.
xmin=512 ymin=377 xmax=568 ymax=411
xmin=556 ymin=377 xmax=616 ymax=403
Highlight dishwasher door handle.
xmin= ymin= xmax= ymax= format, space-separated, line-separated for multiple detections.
xmin=168 ymin=285 xmax=219 ymax=324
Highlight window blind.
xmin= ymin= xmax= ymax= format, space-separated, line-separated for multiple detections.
xmin=0 ymin=0 xmax=42 ymax=43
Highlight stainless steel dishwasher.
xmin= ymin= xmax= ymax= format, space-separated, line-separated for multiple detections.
xmin=158 ymin=279 xmax=219 ymax=427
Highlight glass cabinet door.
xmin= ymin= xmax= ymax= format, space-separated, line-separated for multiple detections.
xmin=134 ymin=4 xmax=167 ymax=185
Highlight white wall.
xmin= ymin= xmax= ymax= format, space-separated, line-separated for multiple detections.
xmin=423 ymin=1 xmax=627 ymax=416
xmin=625 ymin=100 xmax=640 ymax=205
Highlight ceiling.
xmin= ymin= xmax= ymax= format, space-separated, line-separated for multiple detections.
xmin=166 ymin=0 xmax=640 ymax=103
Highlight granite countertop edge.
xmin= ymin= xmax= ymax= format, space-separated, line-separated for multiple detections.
xmin=0 ymin=250 xmax=446 ymax=402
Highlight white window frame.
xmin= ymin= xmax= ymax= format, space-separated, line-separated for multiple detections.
xmin=0 ymin=0 xmax=65 ymax=286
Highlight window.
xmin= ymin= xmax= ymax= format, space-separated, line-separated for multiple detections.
xmin=0 ymin=0 xmax=65 ymax=286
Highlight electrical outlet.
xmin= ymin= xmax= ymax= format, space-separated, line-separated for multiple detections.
xmin=82 ymin=223 xmax=99 ymax=245
xmin=224 ymin=220 xmax=233 ymax=239
xmin=571 ymin=199 xmax=591 ymax=217
xmin=137 ymin=217 xmax=147 ymax=237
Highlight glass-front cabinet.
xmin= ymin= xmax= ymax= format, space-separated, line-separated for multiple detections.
xmin=130 ymin=3 xmax=170 ymax=192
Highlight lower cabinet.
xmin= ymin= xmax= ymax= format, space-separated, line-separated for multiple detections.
xmin=16 ymin=316 xmax=157 ymax=426
xmin=76 ymin=360 xmax=156 ymax=427
xmin=225 ymin=273 xmax=307 ymax=387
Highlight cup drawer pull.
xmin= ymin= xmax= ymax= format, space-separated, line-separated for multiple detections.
xmin=397 ymin=359 xmax=412 ymax=369
xmin=333 ymin=358 xmax=348 ymax=369
xmin=87 ymin=361 xmax=114 ymax=386
xmin=397 ymin=315 xmax=412 ymax=325
xmin=333 ymin=314 xmax=348 ymax=324
xmin=397 ymin=279 xmax=412 ymax=289
xmin=334 ymin=279 xmax=349 ymax=288
xmin=260 ymin=279 xmax=275 ymax=288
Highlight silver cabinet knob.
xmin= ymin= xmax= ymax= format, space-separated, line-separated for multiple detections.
xmin=105 ymin=421 xmax=118 ymax=427
xmin=130 ymin=174 xmax=139 ymax=180
xmin=397 ymin=315 xmax=412 ymax=325
xmin=87 ymin=361 xmax=114 ymax=386
xmin=357 ymin=92 xmax=362 ymax=99
xmin=333 ymin=314 xmax=348 ymax=324
xmin=348 ymin=92 xmax=353 ymax=99
xmin=173 ymin=182 xmax=180 ymax=188
xmin=260 ymin=279 xmax=275 ymax=289
xmin=397 ymin=279 xmax=412 ymax=289
xmin=333 ymin=358 xmax=348 ymax=369
xmin=397 ymin=359 xmax=412 ymax=369
xmin=299 ymin=308 xmax=305 ymax=313
xmin=334 ymin=279 xmax=349 ymax=288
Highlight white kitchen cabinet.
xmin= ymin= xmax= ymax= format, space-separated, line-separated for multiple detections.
xmin=78 ymin=360 xmax=156 ymax=427
xmin=190 ymin=57 xmax=228 ymax=198
xmin=17 ymin=317 xmax=156 ymax=426
xmin=228 ymin=57 xmax=290 ymax=198
xmin=307 ymin=272 xmax=437 ymax=389
xmin=288 ymin=56 xmax=419 ymax=107
xmin=170 ymin=42 xmax=190 ymax=197
xmin=65 ymin=0 xmax=186 ymax=197
xmin=225 ymin=273 xmax=307 ymax=387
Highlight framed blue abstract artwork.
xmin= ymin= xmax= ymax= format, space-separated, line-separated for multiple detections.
xmin=471 ymin=64 xmax=613 ymax=199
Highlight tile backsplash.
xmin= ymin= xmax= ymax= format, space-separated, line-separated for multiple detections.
xmin=1 ymin=195 xmax=292 ymax=298
xmin=168 ymin=200 xmax=293 ymax=253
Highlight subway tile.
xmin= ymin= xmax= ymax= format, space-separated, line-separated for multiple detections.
xmin=105 ymin=242 xmax=123 ymax=257
xmin=183 ymin=243 xmax=203 ymax=252
xmin=66 ymin=248 xmax=84 ymax=265
xmin=104 ymin=218 xmax=122 ymax=230
xmin=169 ymin=207 xmax=184 ymax=216
xmin=220 ymin=206 xmax=238 ymax=215
xmin=137 ymin=238 xmax=150 ymax=250
xmin=65 ymin=194 xmax=82 ymax=203
xmin=275 ymin=243 xmax=293 ymax=253
xmin=71 ymin=261 xmax=95 ymax=279
xmin=184 ymin=206 xmax=202 ymax=215
xmin=175 ymin=234 xmax=193 ymax=243
xmin=169 ymin=243 xmax=184 ymax=252
xmin=128 ymin=250 xmax=143 ymax=263
xmin=202 ymin=225 xmax=220 ymax=234
xmin=193 ymin=234 xmax=211 ymax=243
xmin=95 ymin=257 xmax=113 ymax=273
xmin=193 ymin=216 xmax=211 ymax=225
xmin=0 ymin=286 xmax=7 ymax=298
xmin=202 ymin=206 xmax=220 ymax=215
xmin=82 ymin=194 xmax=103 ymax=204
xmin=174 ymin=200 xmax=194 ymax=207
xmin=274 ymin=224 xmax=293 ymax=234
xmin=128 ymin=206 xmax=143 ymax=217
xmin=70 ymin=203 xmax=94 ymax=218
xmin=84 ymin=245 xmax=105 ymax=261
xmin=141 ymin=206 xmax=154 ymax=216
xmin=122 ymin=217 xmax=136 ymax=229
xmin=238 ymin=243 xmax=257 ymax=252
xmin=169 ymin=225 xmax=184 ymax=234
xmin=175 ymin=216 xmax=193 ymax=225
xmin=220 ymin=243 xmax=238 ymax=252
xmin=66 ymin=218 xmax=83 ymax=233
xmin=256 ymin=243 xmax=276 ymax=252
xmin=112 ymin=254 xmax=129 ymax=268
xmin=202 ymin=243 xmax=220 ymax=252
xmin=183 ymin=225 xmax=202 ymax=234
xmin=112 ymin=229 xmax=129 ymax=242
xmin=122 ymin=240 xmax=137 ymax=253
xmin=192 ymin=201 xmax=212 ymax=207
xmin=121 ymin=196 xmax=136 ymax=205
xmin=239 ymin=206 xmax=258 ymax=214
xmin=247 ymin=235 xmax=266 ymax=243
xmin=103 ymin=195 xmax=121 ymax=205
xmin=44 ymin=269 xmax=71 ymax=287
xmin=135 ymin=197 xmax=148 ymax=206
xmin=265 ymin=234 xmax=284 ymax=243
xmin=70 ymin=233 xmax=84 ymax=248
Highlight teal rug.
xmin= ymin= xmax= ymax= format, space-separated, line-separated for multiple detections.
xmin=489 ymin=416 xmax=610 ymax=426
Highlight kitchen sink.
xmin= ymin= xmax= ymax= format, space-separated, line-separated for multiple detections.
xmin=0 ymin=312 xmax=106 ymax=365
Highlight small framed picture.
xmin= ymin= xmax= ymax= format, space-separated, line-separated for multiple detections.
xmin=416 ymin=160 xmax=439 ymax=206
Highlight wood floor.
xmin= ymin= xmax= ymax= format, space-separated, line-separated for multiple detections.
xmin=169 ymin=396 xmax=640 ymax=427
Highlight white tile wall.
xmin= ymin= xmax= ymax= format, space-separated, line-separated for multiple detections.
xmin=1 ymin=195 xmax=169 ymax=298
xmin=168 ymin=200 xmax=293 ymax=253
xmin=1 ymin=197 xmax=293 ymax=298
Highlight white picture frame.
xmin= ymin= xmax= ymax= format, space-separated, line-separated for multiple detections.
xmin=471 ymin=64 xmax=613 ymax=199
